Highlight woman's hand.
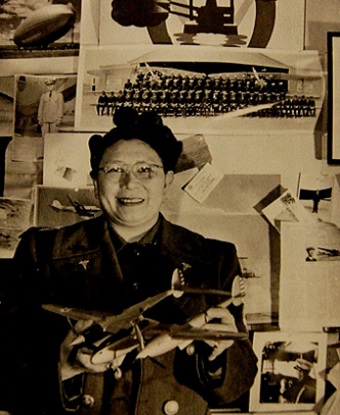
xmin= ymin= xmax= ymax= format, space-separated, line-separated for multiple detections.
xmin=204 ymin=306 xmax=238 ymax=361
xmin=60 ymin=320 xmax=116 ymax=380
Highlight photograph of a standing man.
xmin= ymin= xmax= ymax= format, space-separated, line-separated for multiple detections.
xmin=38 ymin=78 xmax=64 ymax=138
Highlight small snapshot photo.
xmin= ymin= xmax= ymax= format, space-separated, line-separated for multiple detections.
xmin=0 ymin=0 xmax=81 ymax=58
xmin=303 ymin=220 xmax=340 ymax=263
xmin=250 ymin=331 xmax=327 ymax=412
xmin=34 ymin=185 xmax=101 ymax=228
xmin=297 ymin=173 xmax=334 ymax=220
xmin=12 ymin=74 xmax=77 ymax=164
xmin=43 ymin=133 xmax=93 ymax=188
xmin=15 ymin=74 xmax=77 ymax=139
xmin=0 ymin=197 xmax=33 ymax=258
xmin=260 ymin=189 xmax=314 ymax=232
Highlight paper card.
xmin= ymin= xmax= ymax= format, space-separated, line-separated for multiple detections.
xmin=175 ymin=134 xmax=212 ymax=173
xmin=43 ymin=133 xmax=93 ymax=188
xmin=297 ymin=173 xmax=334 ymax=222
xmin=280 ymin=222 xmax=340 ymax=331
xmin=182 ymin=163 xmax=223 ymax=203
xmin=261 ymin=189 xmax=316 ymax=232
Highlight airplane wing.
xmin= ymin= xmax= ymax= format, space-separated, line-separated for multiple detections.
xmin=299 ymin=187 xmax=332 ymax=200
xmin=42 ymin=304 xmax=113 ymax=321
xmin=170 ymin=326 xmax=248 ymax=341
xmin=299 ymin=189 xmax=317 ymax=200
xmin=67 ymin=195 xmax=101 ymax=217
xmin=43 ymin=290 xmax=175 ymax=334
xmin=171 ymin=285 xmax=231 ymax=296
xmin=317 ymin=247 xmax=340 ymax=257
xmin=220 ymin=101 xmax=282 ymax=119
xmin=50 ymin=199 xmax=75 ymax=212
xmin=317 ymin=188 xmax=332 ymax=199
xmin=146 ymin=324 xmax=248 ymax=341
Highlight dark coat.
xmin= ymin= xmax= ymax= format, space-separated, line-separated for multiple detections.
xmin=7 ymin=215 xmax=257 ymax=415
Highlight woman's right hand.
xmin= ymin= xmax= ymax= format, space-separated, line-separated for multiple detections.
xmin=60 ymin=320 xmax=113 ymax=380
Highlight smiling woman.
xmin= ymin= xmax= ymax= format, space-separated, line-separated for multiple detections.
xmin=93 ymin=139 xmax=174 ymax=239
xmin=88 ymin=108 xmax=182 ymax=239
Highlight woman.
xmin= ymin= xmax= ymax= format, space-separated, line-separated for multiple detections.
xmin=9 ymin=108 xmax=257 ymax=415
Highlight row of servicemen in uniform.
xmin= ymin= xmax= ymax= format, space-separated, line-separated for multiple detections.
xmin=96 ymin=71 xmax=315 ymax=117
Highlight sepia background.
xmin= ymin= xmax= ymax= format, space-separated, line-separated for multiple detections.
xmin=1 ymin=1 xmax=340 ymax=413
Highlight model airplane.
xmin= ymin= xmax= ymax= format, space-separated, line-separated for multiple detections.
xmin=43 ymin=288 xmax=247 ymax=377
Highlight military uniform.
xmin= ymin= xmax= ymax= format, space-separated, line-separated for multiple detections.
xmin=8 ymin=214 xmax=257 ymax=415
xmin=38 ymin=89 xmax=64 ymax=137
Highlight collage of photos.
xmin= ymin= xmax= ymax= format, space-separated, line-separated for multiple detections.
xmin=1 ymin=1 xmax=340 ymax=415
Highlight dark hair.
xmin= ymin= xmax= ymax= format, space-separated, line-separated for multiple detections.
xmin=89 ymin=107 xmax=182 ymax=177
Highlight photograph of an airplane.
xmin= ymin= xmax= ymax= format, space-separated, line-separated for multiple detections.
xmin=50 ymin=195 xmax=101 ymax=219
xmin=43 ymin=288 xmax=248 ymax=378
xmin=0 ymin=0 xmax=81 ymax=58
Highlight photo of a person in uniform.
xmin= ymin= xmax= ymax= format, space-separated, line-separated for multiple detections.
xmin=38 ymin=77 xmax=64 ymax=138
xmin=96 ymin=91 xmax=109 ymax=115
xmin=281 ymin=358 xmax=316 ymax=404
xmin=291 ymin=358 xmax=316 ymax=403
xmin=283 ymin=358 xmax=316 ymax=403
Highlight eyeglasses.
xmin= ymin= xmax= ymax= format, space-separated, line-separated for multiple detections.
xmin=98 ymin=162 xmax=164 ymax=181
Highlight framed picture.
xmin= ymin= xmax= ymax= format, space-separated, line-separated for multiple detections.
xmin=249 ymin=331 xmax=327 ymax=412
xmin=328 ymin=32 xmax=340 ymax=163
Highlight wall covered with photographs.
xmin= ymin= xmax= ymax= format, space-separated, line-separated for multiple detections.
xmin=1 ymin=1 xmax=340 ymax=413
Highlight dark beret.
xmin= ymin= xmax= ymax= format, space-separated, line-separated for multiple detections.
xmin=89 ymin=107 xmax=182 ymax=176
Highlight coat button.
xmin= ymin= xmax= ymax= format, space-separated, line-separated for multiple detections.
xmin=163 ymin=400 xmax=179 ymax=415
xmin=82 ymin=394 xmax=95 ymax=408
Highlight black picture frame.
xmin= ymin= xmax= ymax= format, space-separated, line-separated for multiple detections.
xmin=328 ymin=31 xmax=340 ymax=163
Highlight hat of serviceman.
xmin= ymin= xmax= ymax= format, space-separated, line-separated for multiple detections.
xmin=45 ymin=77 xmax=57 ymax=85
xmin=294 ymin=358 xmax=313 ymax=372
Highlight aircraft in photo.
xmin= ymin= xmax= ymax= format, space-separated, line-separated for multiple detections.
xmin=298 ymin=187 xmax=332 ymax=214
xmin=13 ymin=3 xmax=76 ymax=47
xmin=43 ymin=288 xmax=247 ymax=378
xmin=50 ymin=196 xmax=101 ymax=219
xmin=0 ymin=1 xmax=81 ymax=58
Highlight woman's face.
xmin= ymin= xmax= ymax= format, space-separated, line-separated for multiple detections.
xmin=94 ymin=139 xmax=173 ymax=231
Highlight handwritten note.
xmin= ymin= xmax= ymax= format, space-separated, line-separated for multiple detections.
xmin=183 ymin=163 xmax=223 ymax=203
